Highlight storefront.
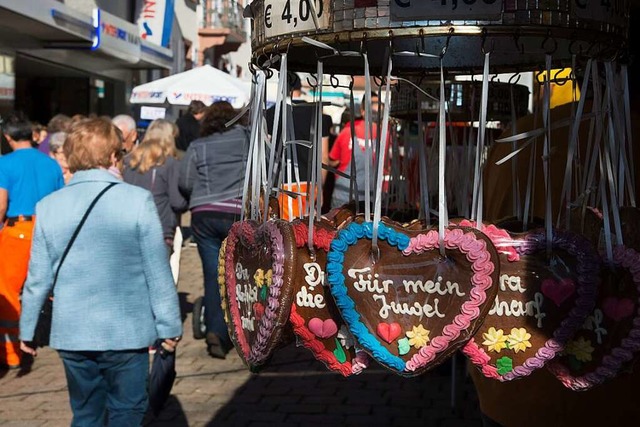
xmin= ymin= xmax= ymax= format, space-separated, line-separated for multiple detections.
xmin=0 ymin=0 xmax=175 ymax=122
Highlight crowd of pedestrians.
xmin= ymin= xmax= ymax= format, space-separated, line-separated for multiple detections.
xmin=0 ymin=70 xmax=382 ymax=423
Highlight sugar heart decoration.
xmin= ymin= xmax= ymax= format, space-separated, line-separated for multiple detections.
xmin=377 ymin=322 xmax=402 ymax=344
xmin=253 ymin=302 xmax=265 ymax=321
xmin=602 ymin=297 xmax=635 ymax=322
xmin=542 ymin=278 xmax=576 ymax=307
xmin=308 ymin=318 xmax=338 ymax=339
xmin=377 ymin=322 xmax=402 ymax=343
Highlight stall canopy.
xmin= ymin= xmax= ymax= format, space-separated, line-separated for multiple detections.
xmin=130 ymin=65 xmax=251 ymax=109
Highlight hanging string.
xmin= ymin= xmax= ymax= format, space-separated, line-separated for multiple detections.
xmin=558 ymin=59 xmax=592 ymax=229
xmin=599 ymin=154 xmax=614 ymax=265
xmin=621 ymin=65 xmax=636 ymax=206
xmin=542 ymin=54 xmax=553 ymax=256
xmin=347 ymin=85 xmax=360 ymax=211
xmin=241 ymin=71 xmax=267 ymax=222
xmin=438 ymin=60 xmax=448 ymax=256
xmin=509 ymin=79 xmax=521 ymax=219
xmin=265 ymin=54 xmax=289 ymax=222
xmin=363 ymin=53 xmax=373 ymax=221
xmin=307 ymin=60 xmax=324 ymax=255
xmin=417 ymin=93 xmax=430 ymax=224
xmin=372 ymin=51 xmax=393 ymax=254
xmin=471 ymin=52 xmax=490 ymax=228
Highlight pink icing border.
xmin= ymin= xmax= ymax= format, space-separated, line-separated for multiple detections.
xmin=401 ymin=228 xmax=495 ymax=372
xmin=225 ymin=220 xmax=287 ymax=365
xmin=456 ymin=220 xmax=520 ymax=262
xmin=463 ymin=229 xmax=600 ymax=381
xmin=548 ymin=245 xmax=640 ymax=391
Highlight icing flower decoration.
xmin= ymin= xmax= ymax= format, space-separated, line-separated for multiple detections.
xmin=496 ymin=356 xmax=513 ymax=375
xmin=254 ymin=268 xmax=265 ymax=287
xmin=507 ymin=328 xmax=532 ymax=353
xmin=397 ymin=338 xmax=411 ymax=355
xmin=337 ymin=325 xmax=355 ymax=349
xmin=565 ymin=337 xmax=594 ymax=362
xmin=264 ymin=269 xmax=273 ymax=287
xmin=482 ymin=327 xmax=508 ymax=353
xmin=406 ymin=325 xmax=430 ymax=349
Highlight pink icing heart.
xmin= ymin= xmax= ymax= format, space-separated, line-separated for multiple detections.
xmin=377 ymin=322 xmax=402 ymax=344
xmin=603 ymin=297 xmax=635 ymax=321
xmin=542 ymin=278 xmax=575 ymax=307
xmin=308 ymin=317 xmax=338 ymax=339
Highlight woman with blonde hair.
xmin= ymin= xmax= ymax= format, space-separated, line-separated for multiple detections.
xmin=123 ymin=119 xmax=187 ymax=255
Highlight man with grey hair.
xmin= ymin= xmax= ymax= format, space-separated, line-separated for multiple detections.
xmin=112 ymin=114 xmax=138 ymax=154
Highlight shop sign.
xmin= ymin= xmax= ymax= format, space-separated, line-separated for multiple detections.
xmin=92 ymin=8 xmax=141 ymax=64
xmin=137 ymin=0 xmax=175 ymax=48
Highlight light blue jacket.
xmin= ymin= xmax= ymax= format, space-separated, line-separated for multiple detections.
xmin=20 ymin=169 xmax=182 ymax=351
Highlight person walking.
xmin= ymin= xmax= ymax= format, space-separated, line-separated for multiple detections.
xmin=112 ymin=114 xmax=139 ymax=154
xmin=0 ymin=112 xmax=64 ymax=370
xmin=123 ymin=119 xmax=188 ymax=257
xmin=175 ymin=100 xmax=206 ymax=154
xmin=19 ymin=118 xmax=182 ymax=426
xmin=179 ymin=101 xmax=249 ymax=359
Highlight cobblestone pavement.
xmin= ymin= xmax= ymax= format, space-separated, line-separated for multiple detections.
xmin=0 ymin=243 xmax=483 ymax=427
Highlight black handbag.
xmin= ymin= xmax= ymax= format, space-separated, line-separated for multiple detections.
xmin=31 ymin=183 xmax=117 ymax=348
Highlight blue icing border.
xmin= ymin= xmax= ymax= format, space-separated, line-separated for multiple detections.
xmin=327 ymin=221 xmax=410 ymax=373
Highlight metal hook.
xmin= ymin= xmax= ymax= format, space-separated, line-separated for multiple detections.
xmin=508 ymin=71 xmax=521 ymax=85
xmin=306 ymin=74 xmax=319 ymax=89
xmin=440 ymin=27 xmax=454 ymax=58
xmin=480 ymin=28 xmax=494 ymax=55
xmin=513 ymin=30 xmax=524 ymax=55
xmin=541 ymin=30 xmax=557 ymax=55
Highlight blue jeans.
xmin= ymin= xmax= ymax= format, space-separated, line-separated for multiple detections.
xmin=191 ymin=211 xmax=237 ymax=347
xmin=58 ymin=349 xmax=149 ymax=427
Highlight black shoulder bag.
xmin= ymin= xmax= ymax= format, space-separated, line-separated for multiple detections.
xmin=32 ymin=182 xmax=117 ymax=348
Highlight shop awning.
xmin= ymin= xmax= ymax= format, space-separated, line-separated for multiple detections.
xmin=0 ymin=0 xmax=94 ymax=49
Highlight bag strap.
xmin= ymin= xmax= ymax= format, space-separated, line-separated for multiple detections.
xmin=51 ymin=182 xmax=118 ymax=295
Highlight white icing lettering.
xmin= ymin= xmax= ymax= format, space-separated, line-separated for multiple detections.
xmin=303 ymin=262 xmax=325 ymax=290
xmin=499 ymin=274 xmax=526 ymax=293
xmin=373 ymin=294 xmax=445 ymax=320
xmin=583 ymin=308 xmax=607 ymax=344
xmin=488 ymin=292 xmax=546 ymax=328
xmin=241 ymin=315 xmax=255 ymax=331
xmin=295 ymin=285 xmax=326 ymax=309
xmin=235 ymin=262 xmax=249 ymax=281
xmin=236 ymin=283 xmax=258 ymax=304
xmin=403 ymin=276 xmax=466 ymax=297
xmin=348 ymin=267 xmax=391 ymax=294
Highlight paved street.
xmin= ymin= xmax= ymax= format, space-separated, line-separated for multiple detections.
xmin=0 ymin=243 xmax=483 ymax=427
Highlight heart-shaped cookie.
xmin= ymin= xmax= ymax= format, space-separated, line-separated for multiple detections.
xmin=289 ymin=218 xmax=367 ymax=377
xmin=224 ymin=219 xmax=297 ymax=369
xmin=464 ymin=228 xmax=600 ymax=381
xmin=548 ymin=244 xmax=640 ymax=390
xmin=327 ymin=216 xmax=499 ymax=376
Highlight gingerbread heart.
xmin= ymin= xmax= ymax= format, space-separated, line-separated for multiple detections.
xmin=548 ymin=244 xmax=640 ymax=391
xmin=327 ymin=216 xmax=499 ymax=376
xmin=289 ymin=218 xmax=366 ymax=377
xmin=463 ymin=227 xmax=600 ymax=381
xmin=224 ymin=219 xmax=297 ymax=369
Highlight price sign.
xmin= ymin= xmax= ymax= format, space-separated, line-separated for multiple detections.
xmin=571 ymin=0 xmax=628 ymax=27
xmin=391 ymin=0 xmax=502 ymax=21
xmin=263 ymin=0 xmax=331 ymax=38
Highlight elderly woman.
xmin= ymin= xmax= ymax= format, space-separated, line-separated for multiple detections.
xmin=123 ymin=119 xmax=187 ymax=256
xmin=179 ymin=101 xmax=249 ymax=359
xmin=48 ymin=131 xmax=73 ymax=184
xmin=19 ymin=118 xmax=182 ymax=426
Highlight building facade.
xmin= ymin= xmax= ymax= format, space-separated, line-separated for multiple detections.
xmin=0 ymin=0 xmax=198 ymax=123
